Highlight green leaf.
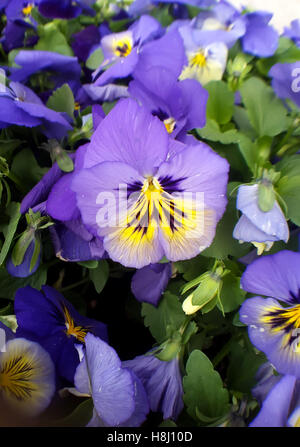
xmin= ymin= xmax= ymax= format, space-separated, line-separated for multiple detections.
xmin=0 ymin=315 xmax=17 ymax=332
xmin=86 ymin=47 xmax=104 ymax=70
xmin=47 ymin=84 xmax=75 ymax=119
xmin=11 ymin=149 xmax=47 ymax=192
xmin=237 ymin=134 xmax=258 ymax=174
xmin=0 ymin=266 xmax=47 ymax=299
xmin=150 ymin=5 xmax=173 ymax=26
xmin=55 ymin=398 xmax=94 ymax=427
xmin=276 ymin=155 xmax=300 ymax=225
xmin=89 ymin=260 xmax=109 ymax=294
xmin=142 ymin=291 xmax=186 ymax=343
xmin=218 ymin=274 xmax=246 ymax=313
xmin=183 ymin=350 xmax=230 ymax=421
xmin=35 ymin=23 xmax=73 ymax=56
xmin=233 ymin=106 xmax=257 ymax=139
xmin=277 ymin=176 xmax=300 ymax=225
xmin=11 ymin=230 xmax=35 ymax=267
xmin=227 ymin=343 xmax=265 ymax=394
xmin=30 ymin=237 xmax=41 ymax=273
xmin=0 ymin=202 xmax=21 ymax=267
xmin=240 ymin=77 xmax=289 ymax=137
xmin=78 ymin=260 xmax=99 ymax=269
xmin=256 ymin=38 xmax=300 ymax=76
xmin=205 ymin=81 xmax=235 ymax=125
xmin=159 ymin=420 xmax=177 ymax=427
xmin=55 ymin=150 xmax=74 ymax=173
xmin=175 ymin=256 xmax=210 ymax=281
xmin=192 ymin=275 xmax=220 ymax=307
xmin=197 ymin=119 xmax=240 ymax=144
xmin=201 ymin=195 xmax=250 ymax=259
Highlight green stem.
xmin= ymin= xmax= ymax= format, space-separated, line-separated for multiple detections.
xmin=59 ymin=277 xmax=89 ymax=293
xmin=212 ymin=335 xmax=237 ymax=368
xmin=6 ymin=171 xmax=25 ymax=192
xmin=276 ymin=124 xmax=295 ymax=155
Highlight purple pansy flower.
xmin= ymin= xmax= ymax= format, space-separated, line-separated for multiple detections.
xmin=21 ymin=131 xmax=106 ymax=262
xmin=241 ymin=11 xmax=279 ymax=58
xmin=129 ymin=0 xmax=216 ymax=16
xmin=191 ymin=0 xmax=246 ymax=49
xmin=283 ymin=20 xmax=300 ymax=47
xmin=240 ymin=250 xmax=300 ymax=378
xmin=83 ymin=82 xmax=130 ymax=104
xmin=14 ymin=286 xmax=108 ymax=383
xmin=233 ymin=184 xmax=289 ymax=255
xmin=128 ymin=66 xmax=208 ymax=140
xmin=37 ymin=0 xmax=95 ymax=19
xmin=250 ymin=374 xmax=300 ymax=427
xmin=269 ymin=62 xmax=300 ymax=109
xmin=131 ymin=263 xmax=172 ymax=306
xmin=71 ymin=98 xmax=229 ymax=269
xmin=71 ymin=25 xmax=101 ymax=63
xmin=6 ymin=240 xmax=41 ymax=278
xmin=93 ymin=15 xmax=163 ymax=86
xmin=178 ymin=24 xmax=228 ymax=85
xmin=123 ymin=354 xmax=183 ymax=420
xmin=251 ymin=363 xmax=282 ymax=406
xmin=73 ymin=334 xmax=149 ymax=427
xmin=0 ymin=81 xmax=72 ymax=139
xmin=1 ymin=20 xmax=38 ymax=52
xmin=93 ymin=17 xmax=185 ymax=87
xmin=9 ymin=50 xmax=81 ymax=89
xmin=0 ymin=322 xmax=55 ymax=417
xmin=5 ymin=0 xmax=37 ymax=27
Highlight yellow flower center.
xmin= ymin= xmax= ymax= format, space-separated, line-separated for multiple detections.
xmin=74 ymin=102 xmax=81 ymax=111
xmin=190 ymin=51 xmax=207 ymax=68
xmin=262 ymin=304 xmax=300 ymax=332
xmin=0 ymin=356 xmax=36 ymax=400
xmin=63 ymin=304 xmax=89 ymax=343
xmin=163 ymin=117 xmax=176 ymax=134
xmin=22 ymin=3 xmax=34 ymax=16
xmin=114 ymin=39 xmax=132 ymax=58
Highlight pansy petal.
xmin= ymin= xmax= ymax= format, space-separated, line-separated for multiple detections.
xmin=130 ymin=14 xmax=163 ymax=45
xmin=50 ymin=224 xmax=105 ymax=262
xmin=6 ymin=240 xmax=41 ymax=278
xmin=0 ymin=338 xmax=55 ymax=416
xmin=46 ymin=174 xmax=78 ymax=221
xmin=133 ymin=30 xmax=186 ymax=82
xmin=20 ymin=159 xmax=72 ymax=214
xmin=71 ymin=160 xmax=143 ymax=236
xmin=83 ymin=334 xmax=135 ymax=426
xmin=94 ymin=48 xmax=139 ymax=86
xmin=157 ymin=143 xmax=229 ymax=220
xmin=82 ymin=98 xmax=169 ymax=175
xmin=83 ymin=83 xmax=129 ymax=103
xmin=0 ymin=98 xmax=41 ymax=127
xmin=241 ymin=251 xmax=300 ymax=304
xmin=236 ymin=184 xmax=289 ymax=242
xmin=124 ymin=355 xmax=183 ymax=420
xmin=233 ymin=215 xmax=279 ymax=243
xmin=240 ymin=296 xmax=300 ymax=377
xmin=250 ymin=375 xmax=296 ymax=427
xmin=131 ymin=263 xmax=172 ymax=306
xmin=242 ymin=12 xmax=279 ymax=58
xmin=119 ymin=371 xmax=149 ymax=427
